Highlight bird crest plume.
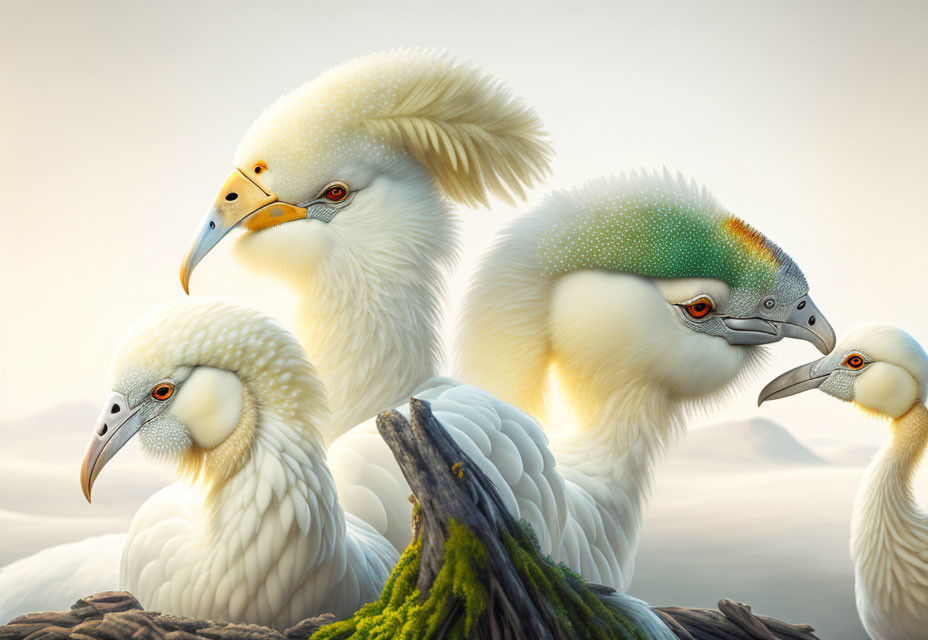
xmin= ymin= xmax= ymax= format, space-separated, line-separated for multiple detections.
xmin=237 ymin=48 xmax=552 ymax=207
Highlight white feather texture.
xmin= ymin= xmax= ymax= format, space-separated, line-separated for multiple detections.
xmin=852 ymin=405 xmax=928 ymax=640
xmin=234 ymin=48 xmax=551 ymax=208
xmin=229 ymin=49 xmax=551 ymax=443
xmin=453 ymin=172 xmax=764 ymax=590
xmin=816 ymin=325 xmax=928 ymax=640
xmin=169 ymin=367 xmax=243 ymax=448
xmin=0 ymin=300 xmax=398 ymax=627
xmin=332 ymin=377 xmax=639 ymax=589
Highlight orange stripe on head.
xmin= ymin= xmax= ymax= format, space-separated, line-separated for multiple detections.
xmin=723 ymin=216 xmax=780 ymax=266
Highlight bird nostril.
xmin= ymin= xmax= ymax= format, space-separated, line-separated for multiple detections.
xmin=110 ymin=404 xmax=119 ymax=414
xmin=97 ymin=423 xmax=108 ymax=436
xmin=225 ymin=192 xmax=238 ymax=202
xmin=797 ymin=301 xmax=806 ymax=310
xmin=809 ymin=315 xmax=816 ymax=326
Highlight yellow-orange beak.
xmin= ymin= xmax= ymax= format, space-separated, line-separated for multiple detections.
xmin=179 ymin=169 xmax=308 ymax=294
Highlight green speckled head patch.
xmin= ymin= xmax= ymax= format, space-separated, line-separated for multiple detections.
xmin=540 ymin=184 xmax=783 ymax=288
xmin=537 ymin=172 xmax=808 ymax=318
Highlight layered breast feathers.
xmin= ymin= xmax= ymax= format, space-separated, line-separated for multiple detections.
xmin=328 ymin=378 xmax=632 ymax=588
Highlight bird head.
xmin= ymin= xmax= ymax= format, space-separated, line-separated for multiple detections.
xmin=541 ymin=172 xmax=835 ymax=398
xmin=759 ymin=324 xmax=928 ymax=419
xmin=180 ymin=49 xmax=551 ymax=292
xmin=80 ymin=299 xmax=328 ymax=502
xmin=457 ymin=171 xmax=837 ymax=418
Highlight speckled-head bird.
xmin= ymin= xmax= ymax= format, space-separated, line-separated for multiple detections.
xmin=178 ymin=49 xmax=551 ymax=444
xmin=442 ymin=171 xmax=837 ymax=589
xmin=760 ymin=324 xmax=928 ymax=640
xmin=0 ymin=300 xmax=397 ymax=627
xmin=320 ymin=171 xmax=836 ymax=593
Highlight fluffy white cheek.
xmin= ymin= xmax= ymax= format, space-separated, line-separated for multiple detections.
xmin=169 ymin=367 xmax=244 ymax=449
xmin=854 ymin=363 xmax=918 ymax=419
xmin=234 ymin=220 xmax=334 ymax=285
xmin=550 ymin=271 xmax=748 ymax=396
xmin=665 ymin=331 xmax=750 ymax=397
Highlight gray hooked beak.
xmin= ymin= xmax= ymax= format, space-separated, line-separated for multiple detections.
xmin=722 ymin=294 xmax=836 ymax=355
xmin=80 ymin=392 xmax=143 ymax=503
xmin=757 ymin=358 xmax=831 ymax=406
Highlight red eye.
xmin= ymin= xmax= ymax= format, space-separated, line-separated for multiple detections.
xmin=151 ymin=382 xmax=175 ymax=401
xmin=843 ymin=354 xmax=865 ymax=370
xmin=323 ymin=184 xmax=348 ymax=202
xmin=683 ymin=297 xmax=714 ymax=320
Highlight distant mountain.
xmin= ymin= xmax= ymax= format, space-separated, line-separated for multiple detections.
xmin=675 ymin=418 xmax=827 ymax=466
xmin=0 ymin=401 xmax=172 ymax=523
xmin=0 ymin=402 xmax=99 ymax=461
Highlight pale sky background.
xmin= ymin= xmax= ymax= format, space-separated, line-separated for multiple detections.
xmin=0 ymin=2 xmax=927 ymax=634
xmin=0 ymin=0 xmax=926 ymax=443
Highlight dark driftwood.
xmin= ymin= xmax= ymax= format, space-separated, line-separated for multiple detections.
xmin=655 ymin=600 xmax=818 ymax=640
xmin=0 ymin=592 xmax=334 ymax=640
xmin=378 ymin=399 xmax=576 ymax=639
xmin=0 ymin=399 xmax=820 ymax=640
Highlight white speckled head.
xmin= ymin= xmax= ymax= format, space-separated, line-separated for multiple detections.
xmin=234 ymin=48 xmax=551 ymax=207
xmin=761 ymin=324 xmax=928 ymax=419
xmin=181 ymin=49 xmax=552 ymax=298
xmin=106 ymin=299 xmax=330 ymax=482
xmin=817 ymin=324 xmax=928 ymax=418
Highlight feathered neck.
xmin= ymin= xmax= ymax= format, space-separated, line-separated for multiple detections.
xmin=126 ymin=376 xmax=353 ymax=627
xmin=850 ymin=403 xmax=928 ymax=630
xmin=545 ymin=364 xmax=685 ymax=591
xmin=852 ymin=403 xmax=928 ymax=557
xmin=550 ymin=363 xmax=684 ymax=499
xmin=287 ymin=170 xmax=458 ymax=443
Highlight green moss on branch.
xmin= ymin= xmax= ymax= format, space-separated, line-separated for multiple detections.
xmin=312 ymin=520 xmax=488 ymax=640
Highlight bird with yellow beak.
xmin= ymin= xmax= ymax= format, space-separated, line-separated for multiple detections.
xmin=180 ymin=49 xmax=551 ymax=444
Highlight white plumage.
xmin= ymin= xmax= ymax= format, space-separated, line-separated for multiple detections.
xmin=0 ymin=300 xmax=397 ymax=627
xmin=761 ymin=324 xmax=928 ymax=640
xmin=181 ymin=49 xmax=551 ymax=445
xmin=178 ymin=50 xmax=652 ymax=588
xmin=177 ymin=52 xmax=828 ymax=596
xmin=329 ymin=376 xmax=646 ymax=589
xmin=452 ymin=172 xmax=826 ymax=590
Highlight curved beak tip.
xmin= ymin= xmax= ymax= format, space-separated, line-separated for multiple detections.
xmin=180 ymin=252 xmax=195 ymax=295
xmin=820 ymin=326 xmax=837 ymax=355
xmin=80 ymin=458 xmax=94 ymax=503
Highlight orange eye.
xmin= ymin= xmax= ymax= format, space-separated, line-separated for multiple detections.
xmin=253 ymin=161 xmax=267 ymax=175
xmin=683 ymin=297 xmax=714 ymax=320
xmin=843 ymin=354 xmax=865 ymax=370
xmin=151 ymin=382 xmax=175 ymax=401
xmin=322 ymin=184 xmax=349 ymax=202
